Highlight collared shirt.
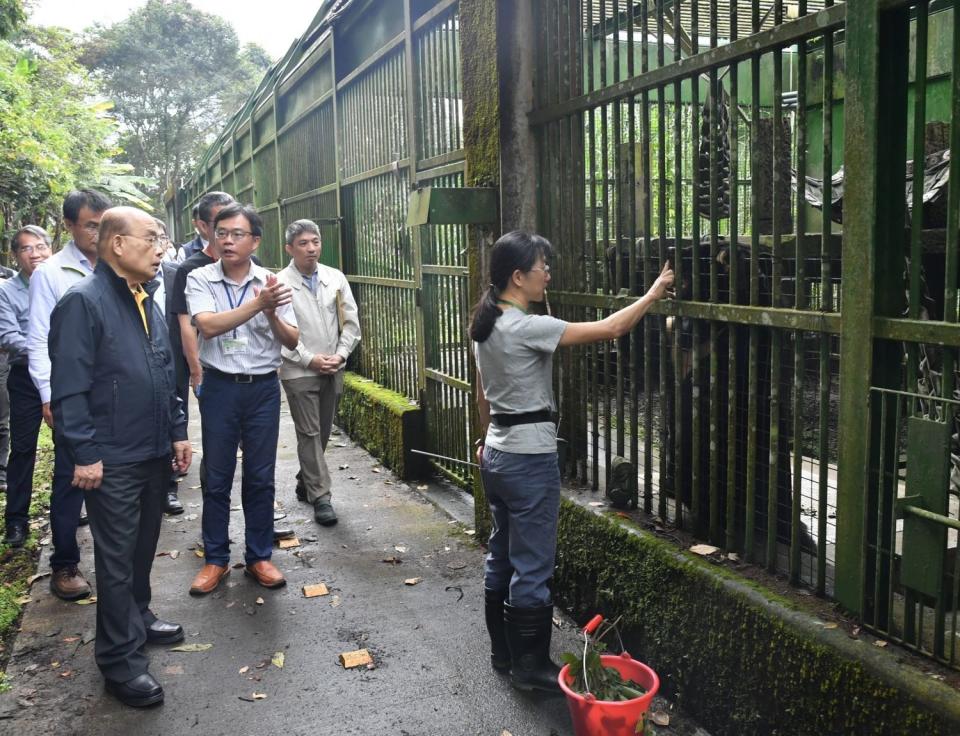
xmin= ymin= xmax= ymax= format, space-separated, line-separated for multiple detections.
xmin=0 ymin=273 xmax=30 ymax=364
xmin=131 ymin=285 xmax=150 ymax=334
xmin=175 ymin=235 xmax=205 ymax=263
xmin=27 ymin=241 xmax=95 ymax=402
xmin=303 ymin=270 xmax=318 ymax=295
xmin=185 ymin=260 xmax=297 ymax=375
xmin=277 ymin=261 xmax=361 ymax=381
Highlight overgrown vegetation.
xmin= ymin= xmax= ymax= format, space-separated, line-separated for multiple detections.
xmin=0 ymin=425 xmax=54 ymax=672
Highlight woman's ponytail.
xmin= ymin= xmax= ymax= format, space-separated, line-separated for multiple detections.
xmin=469 ymin=284 xmax=501 ymax=342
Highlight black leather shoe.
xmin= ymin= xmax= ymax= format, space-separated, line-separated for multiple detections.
xmin=104 ymin=672 xmax=164 ymax=707
xmin=4 ymin=524 xmax=27 ymax=548
xmin=273 ymin=527 xmax=295 ymax=542
xmin=145 ymin=618 xmax=184 ymax=645
xmin=313 ymin=501 xmax=338 ymax=527
xmin=164 ymin=491 xmax=184 ymax=516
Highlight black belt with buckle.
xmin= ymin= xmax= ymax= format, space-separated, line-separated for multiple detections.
xmin=490 ymin=410 xmax=554 ymax=427
xmin=204 ymin=368 xmax=276 ymax=384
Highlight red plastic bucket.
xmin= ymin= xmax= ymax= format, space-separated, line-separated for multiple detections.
xmin=558 ymin=652 xmax=660 ymax=736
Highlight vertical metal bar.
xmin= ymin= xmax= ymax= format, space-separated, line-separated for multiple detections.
xmin=641 ymin=0 xmax=653 ymax=512
xmin=836 ymin=1 xmax=910 ymax=615
xmin=689 ymin=20 xmax=702 ymax=534
xmin=726 ymin=5 xmax=740 ymax=552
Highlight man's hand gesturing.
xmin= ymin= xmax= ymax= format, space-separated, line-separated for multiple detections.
xmin=255 ymin=273 xmax=293 ymax=316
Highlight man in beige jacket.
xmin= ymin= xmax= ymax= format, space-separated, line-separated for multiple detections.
xmin=278 ymin=220 xmax=361 ymax=526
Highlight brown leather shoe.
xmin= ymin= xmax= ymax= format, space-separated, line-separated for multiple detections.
xmin=189 ymin=564 xmax=230 ymax=596
xmin=50 ymin=565 xmax=91 ymax=601
xmin=244 ymin=560 xmax=286 ymax=589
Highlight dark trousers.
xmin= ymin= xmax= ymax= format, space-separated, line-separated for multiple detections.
xmin=50 ymin=434 xmax=83 ymax=570
xmin=0 ymin=359 xmax=9 ymax=481
xmin=85 ymin=457 xmax=167 ymax=682
xmin=4 ymin=364 xmax=43 ymax=529
xmin=199 ymin=372 xmax=280 ymax=566
xmin=481 ymin=448 xmax=561 ymax=608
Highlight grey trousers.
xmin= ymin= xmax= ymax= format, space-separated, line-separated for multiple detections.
xmin=85 ymin=457 xmax=167 ymax=682
xmin=282 ymin=373 xmax=342 ymax=504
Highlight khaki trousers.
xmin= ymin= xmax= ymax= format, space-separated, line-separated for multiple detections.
xmin=281 ymin=373 xmax=343 ymax=504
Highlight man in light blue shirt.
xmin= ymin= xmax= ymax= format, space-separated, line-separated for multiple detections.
xmin=26 ymin=189 xmax=112 ymax=600
xmin=0 ymin=226 xmax=51 ymax=547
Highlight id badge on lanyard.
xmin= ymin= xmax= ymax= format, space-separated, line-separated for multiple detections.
xmin=222 ymin=281 xmax=252 ymax=354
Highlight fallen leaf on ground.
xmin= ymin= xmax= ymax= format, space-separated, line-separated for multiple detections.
xmin=256 ymin=597 xmax=265 ymax=605
xmin=63 ymin=637 xmax=80 ymax=643
xmin=169 ymin=643 xmax=213 ymax=652
xmin=15 ymin=596 xmax=31 ymax=605
xmin=231 ymin=505 xmax=242 ymax=511
xmin=822 ymin=622 xmax=839 ymax=630
xmin=27 ymin=572 xmax=51 ymax=586
xmin=50 ymin=662 xmax=60 ymax=668
xmin=394 ymin=545 xmax=407 ymax=553
xmin=76 ymin=597 xmax=97 ymax=605
xmin=338 ymin=464 xmax=349 ymax=470
xmin=272 ymin=652 xmax=285 ymax=669
xmin=465 ymin=530 xmax=475 ymax=536
xmin=163 ymin=665 xmax=184 ymax=675
xmin=58 ymin=670 xmax=73 ymax=678
xmin=417 ymin=484 xmax=428 ymax=490
xmin=183 ymin=513 xmax=198 ymax=521
xmin=339 ymin=649 xmax=373 ymax=668
xmin=190 ymin=485 xmax=201 ymax=490
xmin=404 ymin=578 xmax=422 ymax=586
xmin=330 ymin=595 xmax=341 ymax=607
xmin=651 ymin=711 xmax=670 ymax=726
xmin=302 ymin=583 xmax=329 ymax=598
xmin=874 ymin=640 xmax=888 ymax=648
xmin=588 ymin=501 xmax=605 ymax=507
xmin=727 ymin=552 xmax=740 ymax=562
xmin=252 ymin=693 xmax=267 ymax=700
xmin=371 ymin=468 xmax=381 ymax=474
xmin=170 ymin=550 xmax=180 ymax=560
xmin=689 ymin=544 xmax=720 ymax=556
xmin=501 ymin=731 xmax=513 ymax=736
xmin=194 ymin=549 xmax=205 ymax=558
xmin=239 ymin=666 xmax=250 ymax=675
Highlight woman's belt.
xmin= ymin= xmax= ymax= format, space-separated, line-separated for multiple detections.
xmin=490 ymin=410 xmax=554 ymax=427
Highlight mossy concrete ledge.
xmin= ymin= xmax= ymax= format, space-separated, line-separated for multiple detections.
xmin=554 ymin=498 xmax=960 ymax=736
xmin=336 ymin=372 xmax=427 ymax=480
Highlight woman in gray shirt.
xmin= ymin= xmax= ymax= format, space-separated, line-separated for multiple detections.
xmin=471 ymin=231 xmax=673 ymax=693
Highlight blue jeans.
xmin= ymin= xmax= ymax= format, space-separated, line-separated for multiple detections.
xmin=481 ymin=447 xmax=560 ymax=608
xmin=198 ymin=372 xmax=280 ymax=566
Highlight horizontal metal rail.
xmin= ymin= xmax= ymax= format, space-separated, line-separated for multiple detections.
xmin=529 ymin=4 xmax=847 ymax=126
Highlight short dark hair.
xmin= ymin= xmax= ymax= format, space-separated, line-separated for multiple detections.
xmin=63 ymin=189 xmax=112 ymax=223
xmin=12 ymin=225 xmax=51 ymax=252
xmin=197 ymin=191 xmax=235 ymax=224
xmin=214 ymin=203 xmax=263 ymax=238
xmin=191 ymin=204 xmax=200 ymax=220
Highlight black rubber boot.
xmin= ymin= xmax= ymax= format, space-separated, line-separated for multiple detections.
xmin=484 ymin=588 xmax=510 ymax=672
xmin=504 ymin=603 xmax=562 ymax=694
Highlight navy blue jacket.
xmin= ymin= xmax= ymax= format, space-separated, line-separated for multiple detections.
xmin=49 ymin=260 xmax=188 ymax=466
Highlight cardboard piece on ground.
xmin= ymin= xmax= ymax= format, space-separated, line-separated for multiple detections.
xmin=302 ymin=583 xmax=329 ymax=598
xmin=689 ymin=544 xmax=720 ymax=556
xmin=339 ymin=649 xmax=373 ymax=669
xmin=278 ymin=536 xmax=301 ymax=549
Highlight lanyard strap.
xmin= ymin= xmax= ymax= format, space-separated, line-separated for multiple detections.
xmin=222 ymin=281 xmax=252 ymax=338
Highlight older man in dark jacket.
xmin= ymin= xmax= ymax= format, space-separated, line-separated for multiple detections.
xmin=49 ymin=207 xmax=192 ymax=708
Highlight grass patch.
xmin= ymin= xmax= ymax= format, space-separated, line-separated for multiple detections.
xmin=0 ymin=424 xmax=54 ymax=670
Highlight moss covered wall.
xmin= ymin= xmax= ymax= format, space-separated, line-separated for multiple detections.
xmin=460 ymin=0 xmax=500 ymax=188
xmin=555 ymin=499 xmax=960 ymax=736
xmin=336 ymin=372 xmax=428 ymax=480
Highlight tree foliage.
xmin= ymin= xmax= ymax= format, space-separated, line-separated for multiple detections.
xmin=81 ymin=0 xmax=273 ymax=208
xmin=0 ymin=25 xmax=129 ymax=239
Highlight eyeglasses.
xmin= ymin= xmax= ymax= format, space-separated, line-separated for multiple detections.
xmin=529 ymin=265 xmax=551 ymax=274
xmin=16 ymin=243 xmax=52 ymax=255
xmin=158 ymin=235 xmax=171 ymax=244
xmin=121 ymin=233 xmax=162 ymax=247
xmin=82 ymin=223 xmax=101 ymax=234
xmin=215 ymin=228 xmax=254 ymax=240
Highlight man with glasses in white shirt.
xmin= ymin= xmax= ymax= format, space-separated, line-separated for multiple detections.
xmin=27 ymin=189 xmax=112 ymax=600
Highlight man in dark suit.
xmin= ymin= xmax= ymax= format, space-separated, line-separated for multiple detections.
xmin=49 ymin=206 xmax=192 ymax=707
